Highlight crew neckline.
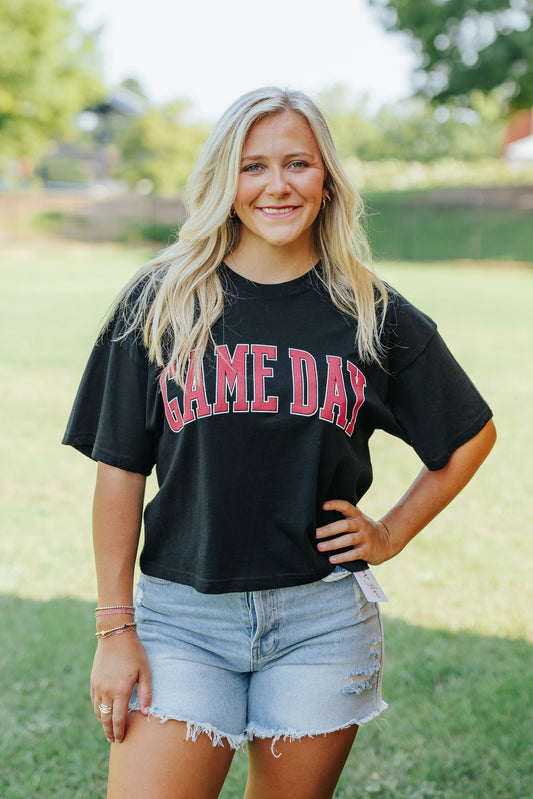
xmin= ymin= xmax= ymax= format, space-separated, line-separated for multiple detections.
xmin=220 ymin=261 xmax=320 ymax=298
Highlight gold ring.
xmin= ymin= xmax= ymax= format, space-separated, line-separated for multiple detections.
xmin=99 ymin=703 xmax=112 ymax=715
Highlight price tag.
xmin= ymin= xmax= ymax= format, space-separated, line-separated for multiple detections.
xmin=354 ymin=568 xmax=388 ymax=602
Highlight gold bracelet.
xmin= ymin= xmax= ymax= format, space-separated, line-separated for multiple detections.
xmin=95 ymin=608 xmax=135 ymax=618
xmin=95 ymin=622 xmax=137 ymax=639
xmin=95 ymin=605 xmax=135 ymax=612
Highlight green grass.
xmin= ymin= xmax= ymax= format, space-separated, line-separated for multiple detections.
xmin=1 ymin=244 xmax=531 ymax=797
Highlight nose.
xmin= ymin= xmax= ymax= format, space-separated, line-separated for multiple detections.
xmin=266 ymin=167 xmax=290 ymax=197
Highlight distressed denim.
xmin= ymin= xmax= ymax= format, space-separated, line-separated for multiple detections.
xmin=129 ymin=572 xmax=387 ymax=751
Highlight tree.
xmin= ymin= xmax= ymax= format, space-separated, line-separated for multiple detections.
xmin=0 ymin=0 xmax=103 ymax=167
xmin=318 ymin=85 xmax=385 ymax=160
xmin=319 ymin=84 xmax=505 ymax=162
xmin=369 ymin=0 xmax=533 ymax=109
xmin=373 ymin=91 xmax=506 ymax=160
xmin=113 ymin=98 xmax=210 ymax=194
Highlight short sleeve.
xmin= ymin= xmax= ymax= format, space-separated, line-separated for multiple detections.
xmin=62 ymin=324 xmax=158 ymax=475
xmin=386 ymin=328 xmax=493 ymax=471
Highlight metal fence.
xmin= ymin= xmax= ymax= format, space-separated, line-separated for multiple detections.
xmin=364 ymin=185 xmax=533 ymax=262
xmin=366 ymin=204 xmax=533 ymax=262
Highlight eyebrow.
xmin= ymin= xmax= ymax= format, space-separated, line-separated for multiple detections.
xmin=240 ymin=151 xmax=317 ymax=163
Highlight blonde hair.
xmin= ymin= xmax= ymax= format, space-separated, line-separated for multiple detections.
xmin=105 ymin=87 xmax=387 ymax=385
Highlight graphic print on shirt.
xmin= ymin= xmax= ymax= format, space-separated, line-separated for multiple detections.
xmin=160 ymin=344 xmax=366 ymax=437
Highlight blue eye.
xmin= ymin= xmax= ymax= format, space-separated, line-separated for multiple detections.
xmin=243 ymin=163 xmax=263 ymax=173
xmin=289 ymin=161 xmax=308 ymax=169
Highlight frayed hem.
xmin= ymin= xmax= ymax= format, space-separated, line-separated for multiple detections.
xmin=127 ymin=701 xmax=389 ymax=757
xmin=246 ymin=702 xmax=388 ymax=757
xmin=354 ymin=699 xmax=389 ymax=727
xmin=128 ymin=705 xmax=247 ymax=752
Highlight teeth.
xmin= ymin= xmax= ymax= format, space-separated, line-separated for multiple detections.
xmin=261 ymin=207 xmax=295 ymax=215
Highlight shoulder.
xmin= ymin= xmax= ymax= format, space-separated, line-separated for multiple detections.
xmin=384 ymin=284 xmax=436 ymax=333
xmin=99 ymin=274 xmax=158 ymax=365
xmin=381 ymin=284 xmax=437 ymax=373
xmin=104 ymin=257 xmax=173 ymax=335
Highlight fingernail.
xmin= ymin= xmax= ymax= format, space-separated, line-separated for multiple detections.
xmin=107 ymin=738 xmax=113 ymax=744
xmin=330 ymin=556 xmax=338 ymax=563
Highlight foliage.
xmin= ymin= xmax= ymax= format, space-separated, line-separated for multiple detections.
xmin=343 ymin=156 xmax=533 ymax=192
xmin=75 ymin=79 xmax=512 ymax=195
xmin=319 ymin=84 xmax=506 ymax=163
xmin=0 ymin=0 xmax=104 ymax=167
xmin=363 ymin=191 xmax=533 ymax=260
xmin=118 ymin=221 xmax=179 ymax=245
xmin=369 ymin=0 xmax=533 ymax=109
xmin=37 ymin=154 xmax=92 ymax=184
xmin=112 ymin=98 xmax=210 ymax=194
xmin=31 ymin=210 xmax=65 ymax=232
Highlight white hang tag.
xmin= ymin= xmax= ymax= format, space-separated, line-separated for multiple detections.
xmin=354 ymin=568 xmax=389 ymax=602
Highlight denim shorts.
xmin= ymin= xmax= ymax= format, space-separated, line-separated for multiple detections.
xmin=129 ymin=572 xmax=387 ymax=751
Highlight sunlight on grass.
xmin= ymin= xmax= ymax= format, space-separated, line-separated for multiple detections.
xmin=1 ymin=244 xmax=531 ymax=798
xmin=1 ymin=246 xmax=531 ymax=636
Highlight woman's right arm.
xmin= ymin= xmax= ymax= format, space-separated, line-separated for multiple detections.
xmin=90 ymin=461 xmax=152 ymax=744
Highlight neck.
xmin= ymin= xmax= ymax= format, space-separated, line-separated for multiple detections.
xmin=227 ymin=240 xmax=318 ymax=285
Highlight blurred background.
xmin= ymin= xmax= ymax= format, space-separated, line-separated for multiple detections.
xmin=1 ymin=2 xmax=532 ymax=797
xmin=1 ymin=0 xmax=533 ymax=259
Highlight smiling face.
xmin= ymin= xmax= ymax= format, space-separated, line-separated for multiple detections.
xmin=233 ymin=111 xmax=326 ymax=260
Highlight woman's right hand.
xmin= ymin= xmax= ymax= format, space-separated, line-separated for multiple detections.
xmin=90 ymin=631 xmax=152 ymax=744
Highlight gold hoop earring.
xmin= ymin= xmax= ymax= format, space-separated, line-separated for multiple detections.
xmin=320 ymin=197 xmax=327 ymax=211
xmin=229 ymin=208 xmax=237 ymax=219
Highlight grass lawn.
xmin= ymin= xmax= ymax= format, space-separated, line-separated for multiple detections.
xmin=1 ymin=243 xmax=531 ymax=798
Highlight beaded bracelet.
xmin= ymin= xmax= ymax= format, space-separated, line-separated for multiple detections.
xmin=95 ymin=622 xmax=137 ymax=639
xmin=95 ymin=605 xmax=135 ymax=612
xmin=95 ymin=608 xmax=135 ymax=618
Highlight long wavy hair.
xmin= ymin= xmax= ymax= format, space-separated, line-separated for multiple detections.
xmin=104 ymin=86 xmax=388 ymax=385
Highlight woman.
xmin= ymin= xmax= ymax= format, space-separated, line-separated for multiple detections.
xmin=63 ymin=87 xmax=496 ymax=799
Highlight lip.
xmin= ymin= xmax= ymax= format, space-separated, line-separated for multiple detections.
xmin=257 ymin=206 xmax=300 ymax=217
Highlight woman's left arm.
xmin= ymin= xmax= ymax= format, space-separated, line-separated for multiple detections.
xmin=316 ymin=419 xmax=497 ymax=566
